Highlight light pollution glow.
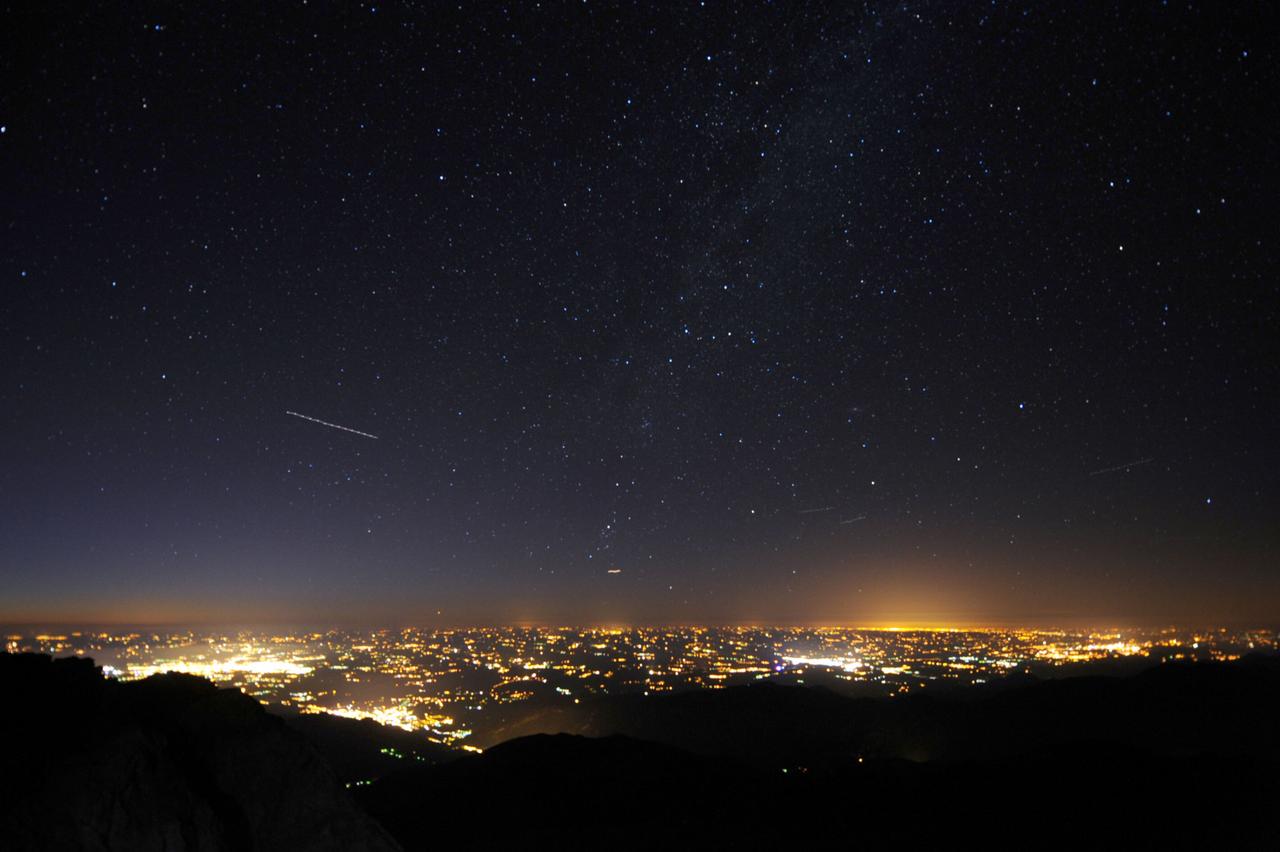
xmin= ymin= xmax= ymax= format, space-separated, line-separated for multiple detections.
xmin=122 ymin=657 xmax=317 ymax=679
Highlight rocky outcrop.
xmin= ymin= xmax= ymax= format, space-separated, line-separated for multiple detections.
xmin=0 ymin=653 xmax=401 ymax=851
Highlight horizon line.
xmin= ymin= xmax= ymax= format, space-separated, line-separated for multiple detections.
xmin=5 ymin=619 xmax=1276 ymax=633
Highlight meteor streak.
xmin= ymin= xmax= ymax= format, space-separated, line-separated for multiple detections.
xmin=1088 ymin=457 xmax=1153 ymax=476
xmin=797 ymin=506 xmax=836 ymax=514
xmin=285 ymin=410 xmax=379 ymax=440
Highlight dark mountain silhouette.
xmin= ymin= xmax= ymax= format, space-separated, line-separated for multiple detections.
xmin=3 ymin=652 xmax=1278 ymax=849
xmin=0 ymin=653 xmax=401 ymax=851
xmin=359 ymin=732 xmax=766 ymax=849
xmin=467 ymin=655 xmax=1280 ymax=766
xmin=359 ymin=656 xmax=1280 ymax=849
xmin=360 ymin=733 xmax=1277 ymax=850
xmin=275 ymin=707 xmax=459 ymax=784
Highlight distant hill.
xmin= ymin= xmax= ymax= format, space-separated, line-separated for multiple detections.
xmin=360 ymin=732 xmax=766 ymax=849
xmin=359 ymin=655 xmax=1280 ymax=849
xmin=0 ymin=653 xmax=400 ymax=852
xmin=274 ymin=707 xmax=459 ymax=784
xmin=467 ymin=654 xmax=1280 ymax=766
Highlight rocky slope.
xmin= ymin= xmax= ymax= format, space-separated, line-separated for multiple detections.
xmin=0 ymin=653 xmax=401 ymax=852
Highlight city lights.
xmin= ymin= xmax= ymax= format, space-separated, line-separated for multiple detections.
xmin=11 ymin=625 xmax=1272 ymax=749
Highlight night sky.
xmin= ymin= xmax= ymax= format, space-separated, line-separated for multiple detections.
xmin=3 ymin=2 xmax=1277 ymax=627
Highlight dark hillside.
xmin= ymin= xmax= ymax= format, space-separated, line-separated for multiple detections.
xmin=276 ymin=708 xmax=459 ymax=784
xmin=0 ymin=653 xmax=400 ymax=852
xmin=359 ymin=657 xmax=1280 ymax=849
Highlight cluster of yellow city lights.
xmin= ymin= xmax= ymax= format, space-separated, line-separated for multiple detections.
xmin=9 ymin=625 xmax=1274 ymax=751
xmin=782 ymin=655 xmax=863 ymax=672
xmin=124 ymin=657 xmax=315 ymax=679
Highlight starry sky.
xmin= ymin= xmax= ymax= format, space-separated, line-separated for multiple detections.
xmin=2 ymin=2 xmax=1277 ymax=627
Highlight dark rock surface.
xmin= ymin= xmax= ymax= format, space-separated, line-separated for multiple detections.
xmin=0 ymin=653 xmax=401 ymax=852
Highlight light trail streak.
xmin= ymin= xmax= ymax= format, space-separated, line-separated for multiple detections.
xmin=1088 ymin=457 xmax=1153 ymax=476
xmin=285 ymin=410 xmax=379 ymax=440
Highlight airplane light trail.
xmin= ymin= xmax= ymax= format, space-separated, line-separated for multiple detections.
xmin=285 ymin=411 xmax=379 ymax=440
xmin=1088 ymin=457 xmax=1153 ymax=477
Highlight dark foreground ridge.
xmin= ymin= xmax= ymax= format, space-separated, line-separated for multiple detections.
xmin=362 ymin=655 xmax=1280 ymax=849
xmin=3 ymin=653 xmax=1279 ymax=849
xmin=0 ymin=653 xmax=400 ymax=851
